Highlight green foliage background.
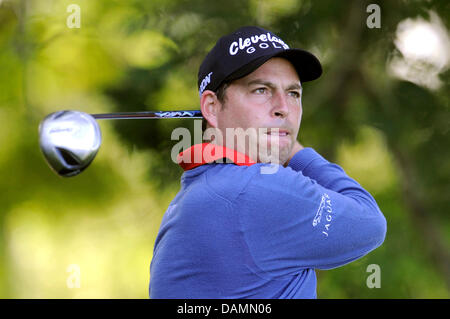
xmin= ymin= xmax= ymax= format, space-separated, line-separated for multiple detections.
xmin=0 ymin=0 xmax=448 ymax=298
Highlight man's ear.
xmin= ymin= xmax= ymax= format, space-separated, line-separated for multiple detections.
xmin=200 ymin=90 xmax=221 ymax=128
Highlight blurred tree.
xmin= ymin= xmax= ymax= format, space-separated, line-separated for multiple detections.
xmin=103 ymin=0 xmax=450 ymax=296
xmin=0 ymin=0 xmax=448 ymax=297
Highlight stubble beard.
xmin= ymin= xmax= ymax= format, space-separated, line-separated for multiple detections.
xmin=207 ymin=126 xmax=292 ymax=165
xmin=231 ymin=128 xmax=292 ymax=165
xmin=256 ymin=132 xmax=292 ymax=165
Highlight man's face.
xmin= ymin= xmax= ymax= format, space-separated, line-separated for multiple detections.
xmin=214 ymin=57 xmax=302 ymax=165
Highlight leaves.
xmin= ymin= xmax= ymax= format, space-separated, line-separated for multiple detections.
xmin=0 ymin=0 xmax=448 ymax=298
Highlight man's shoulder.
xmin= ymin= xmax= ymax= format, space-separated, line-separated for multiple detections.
xmin=174 ymin=164 xmax=261 ymax=210
xmin=201 ymin=163 xmax=296 ymax=203
xmin=202 ymin=163 xmax=261 ymax=201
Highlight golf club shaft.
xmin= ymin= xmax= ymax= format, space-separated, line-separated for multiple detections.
xmin=91 ymin=110 xmax=203 ymax=120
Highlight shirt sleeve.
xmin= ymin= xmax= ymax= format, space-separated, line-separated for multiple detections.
xmin=234 ymin=147 xmax=387 ymax=277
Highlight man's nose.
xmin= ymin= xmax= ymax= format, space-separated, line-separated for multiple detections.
xmin=271 ymin=91 xmax=289 ymax=118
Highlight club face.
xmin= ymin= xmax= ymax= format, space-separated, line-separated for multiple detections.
xmin=39 ymin=110 xmax=102 ymax=177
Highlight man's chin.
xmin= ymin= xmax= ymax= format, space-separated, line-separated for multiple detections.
xmin=257 ymin=143 xmax=291 ymax=166
xmin=222 ymin=135 xmax=292 ymax=165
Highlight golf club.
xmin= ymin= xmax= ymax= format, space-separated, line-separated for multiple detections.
xmin=39 ymin=109 xmax=203 ymax=177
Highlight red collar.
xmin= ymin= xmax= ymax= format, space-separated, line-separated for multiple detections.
xmin=177 ymin=143 xmax=257 ymax=171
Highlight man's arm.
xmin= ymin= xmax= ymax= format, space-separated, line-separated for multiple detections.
xmin=284 ymin=140 xmax=304 ymax=167
xmin=233 ymin=146 xmax=387 ymax=276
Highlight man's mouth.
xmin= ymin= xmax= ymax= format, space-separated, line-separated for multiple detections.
xmin=266 ymin=129 xmax=290 ymax=137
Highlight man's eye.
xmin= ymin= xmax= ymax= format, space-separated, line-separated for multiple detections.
xmin=288 ymin=91 xmax=301 ymax=98
xmin=254 ymin=87 xmax=267 ymax=94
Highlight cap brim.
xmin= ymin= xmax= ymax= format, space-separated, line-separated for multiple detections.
xmin=225 ymin=49 xmax=322 ymax=84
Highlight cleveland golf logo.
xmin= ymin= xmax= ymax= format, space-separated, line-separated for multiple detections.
xmin=229 ymin=33 xmax=289 ymax=55
xmin=199 ymin=72 xmax=213 ymax=95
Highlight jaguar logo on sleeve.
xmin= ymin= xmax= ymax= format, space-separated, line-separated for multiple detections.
xmin=312 ymin=193 xmax=333 ymax=237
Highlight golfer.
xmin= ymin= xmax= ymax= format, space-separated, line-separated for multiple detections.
xmin=149 ymin=26 xmax=387 ymax=299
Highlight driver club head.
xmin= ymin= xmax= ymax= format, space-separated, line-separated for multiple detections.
xmin=39 ymin=110 xmax=102 ymax=177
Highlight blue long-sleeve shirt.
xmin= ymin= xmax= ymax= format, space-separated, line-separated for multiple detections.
xmin=149 ymin=145 xmax=386 ymax=298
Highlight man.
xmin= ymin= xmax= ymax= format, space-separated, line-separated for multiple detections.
xmin=149 ymin=26 xmax=386 ymax=298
